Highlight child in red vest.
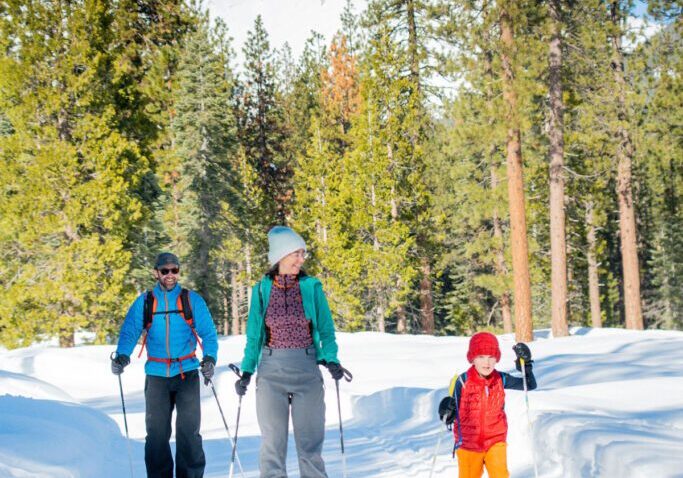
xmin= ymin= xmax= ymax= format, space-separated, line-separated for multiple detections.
xmin=438 ymin=332 xmax=537 ymax=478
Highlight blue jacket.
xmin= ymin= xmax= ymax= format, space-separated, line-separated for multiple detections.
xmin=116 ymin=283 xmax=218 ymax=378
xmin=240 ymin=274 xmax=339 ymax=374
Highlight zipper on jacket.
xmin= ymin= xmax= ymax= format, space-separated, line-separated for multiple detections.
xmin=164 ymin=290 xmax=170 ymax=377
xmin=479 ymin=384 xmax=488 ymax=449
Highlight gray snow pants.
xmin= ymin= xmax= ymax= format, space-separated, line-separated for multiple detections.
xmin=256 ymin=346 xmax=328 ymax=478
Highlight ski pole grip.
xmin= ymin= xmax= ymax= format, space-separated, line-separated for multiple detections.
xmin=341 ymin=367 xmax=353 ymax=382
xmin=229 ymin=363 xmax=242 ymax=378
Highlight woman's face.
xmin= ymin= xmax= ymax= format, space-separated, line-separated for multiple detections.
xmin=278 ymin=248 xmax=306 ymax=275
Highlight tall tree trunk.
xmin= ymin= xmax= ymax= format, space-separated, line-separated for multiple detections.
xmin=499 ymin=4 xmax=533 ymax=342
xmin=418 ymin=262 xmax=435 ymax=334
xmin=491 ymin=166 xmax=513 ymax=334
xmin=321 ymin=176 xmax=328 ymax=244
xmin=370 ymin=183 xmax=385 ymax=333
xmin=548 ymin=0 xmax=569 ymax=338
xmin=231 ymin=265 xmax=241 ymax=335
xmin=586 ymin=201 xmax=602 ymax=328
xmin=316 ymin=124 xmax=329 ymax=245
xmin=419 ymin=257 xmax=435 ymax=334
xmin=406 ymin=0 xmax=420 ymax=88
xmin=396 ymin=305 xmax=408 ymax=333
xmin=243 ymin=246 xmax=252 ymax=334
xmin=388 ymin=144 xmax=408 ymax=333
xmin=404 ymin=0 xmax=435 ymax=334
xmin=485 ymin=48 xmax=513 ymax=335
xmin=222 ymin=293 xmax=229 ymax=335
xmin=610 ymin=1 xmax=643 ymax=330
xmin=59 ymin=328 xmax=75 ymax=348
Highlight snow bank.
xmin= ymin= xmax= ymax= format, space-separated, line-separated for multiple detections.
xmin=1 ymin=328 xmax=682 ymax=477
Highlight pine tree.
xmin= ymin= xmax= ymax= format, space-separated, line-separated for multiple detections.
xmin=631 ymin=9 xmax=682 ymax=329
xmin=170 ymin=7 xmax=240 ymax=326
xmin=498 ymin=0 xmax=534 ymax=342
xmin=430 ymin=0 xmax=548 ymax=339
xmin=562 ymin=0 xmax=618 ymax=328
xmin=608 ymin=0 xmax=644 ymax=330
xmin=239 ymin=15 xmax=291 ymax=225
xmin=547 ymin=0 xmax=570 ymax=337
xmin=0 ymin=0 xmax=188 ymax=347
xmin=351 ymin=0 xmax=435 ymax=333
xmin=290 ymin=33 xmax=364 ymax=329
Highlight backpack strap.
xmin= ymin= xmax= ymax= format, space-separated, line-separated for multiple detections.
xmin=138 ymin=291 xmax=157 ymax=358
xmin=178 ymin=288 xmax=203 ymax=352
xmin=451 ymin=372 xmax=466 ymax=455
xmin=180 ymin=288 xmax=193 ymax=323
xmin=258 ymin=280 xmax=271 ymax=346
xmin=143 ymin=290 xmax=156 ymax=330
xmin=137 ymin=288 xmax=203 ymax=368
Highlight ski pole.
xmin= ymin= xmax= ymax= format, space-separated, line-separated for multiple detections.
xmin=228 ymin=364 xmax=245 ymax=478
xmin=428 ymin=428 xmax=444 ymax=478
xmin=206 ymin=377 xmax=245 ymax=478
xmin=111 ymin=352 xmax=134 ymax=478
xmin=520 ymin=358 xmax=539 ymax=478
xmin=334 ymin=367 xmax=353 ymax=478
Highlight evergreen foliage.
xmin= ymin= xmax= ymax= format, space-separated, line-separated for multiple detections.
xmin=0 ymin=0 xmax=680 ymax=347
xmin=171 ymin=7 xmax=240 ymax=325
xmin=0 ymin=0 xmax=190 ymax=347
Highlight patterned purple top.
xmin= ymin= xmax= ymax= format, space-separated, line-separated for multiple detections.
xmin=265 ymin=274 xmax=313 ymax=348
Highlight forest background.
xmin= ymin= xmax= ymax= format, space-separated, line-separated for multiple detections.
xmin=0 ymin=0 xmax=681 ymax=348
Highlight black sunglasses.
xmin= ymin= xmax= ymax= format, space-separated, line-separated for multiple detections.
xmin=158 ymin=267 xmax=179 ymax=275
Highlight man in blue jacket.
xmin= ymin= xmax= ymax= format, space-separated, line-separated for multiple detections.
xmin=111 ymin=252 xmax=218 ymax=478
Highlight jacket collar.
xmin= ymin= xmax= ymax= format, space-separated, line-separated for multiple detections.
xmin=154 ymin=282 xmax=181 ymax=295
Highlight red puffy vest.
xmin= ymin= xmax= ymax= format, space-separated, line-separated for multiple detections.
xmin=456 ymin=365 xmax=508 ymax=452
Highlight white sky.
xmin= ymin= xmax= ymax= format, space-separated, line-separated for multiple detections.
xmin=206 ymin=0 xmax=363 ymax=62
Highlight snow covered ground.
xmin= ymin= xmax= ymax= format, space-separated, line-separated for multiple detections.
xmin=1 ymin=328 xmax=682 ymax=477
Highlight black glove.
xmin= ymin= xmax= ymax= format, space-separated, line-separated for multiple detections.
xmin=438 ymin=396 xmax=457 ymax=426
xmin=325 ymin=362 xmax=345 ymax=381
xmin=513 ymin=342 xmax=533 ymax=372
xmin=235 ymin=372 xmax=252 ymax=396
xmin=111 ymin=354 xmax=130 ymax=375
xmin=200 ymin=356 xmax=216 ymax=385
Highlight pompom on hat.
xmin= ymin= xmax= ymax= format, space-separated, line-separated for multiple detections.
xmin=267 ymin=226 xmax=306 ymax=266
xmin=467 ymin=332 xmax=501 ymax=363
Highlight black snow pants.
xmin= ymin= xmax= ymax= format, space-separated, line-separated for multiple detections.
xmin=144 ymin=370 xmax=205 ymax=478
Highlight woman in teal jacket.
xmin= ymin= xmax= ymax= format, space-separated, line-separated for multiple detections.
xmin=235 ymin=226 xmax=348 ymax=478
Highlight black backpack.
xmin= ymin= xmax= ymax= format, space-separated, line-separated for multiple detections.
xmin=137 ymin=288 xmax=203 ymax=360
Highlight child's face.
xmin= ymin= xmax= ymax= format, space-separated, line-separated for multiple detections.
xmin=472 ymin=355 xmax=498 ymax=377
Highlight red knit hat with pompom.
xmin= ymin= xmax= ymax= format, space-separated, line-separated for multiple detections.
xmin=467 ymin=332 xmax=501 ymax=363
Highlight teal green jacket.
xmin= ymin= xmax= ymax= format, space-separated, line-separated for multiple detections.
xmin=240 ymin=275 xmax=339 ymax=374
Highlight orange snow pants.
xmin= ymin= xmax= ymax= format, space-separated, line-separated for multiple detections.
xmin=456 ymin=442 xmax=509 ymax=478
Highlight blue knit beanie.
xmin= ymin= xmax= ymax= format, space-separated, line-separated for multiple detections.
xmin=267 ymin=226 xmax=306 ymax=266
